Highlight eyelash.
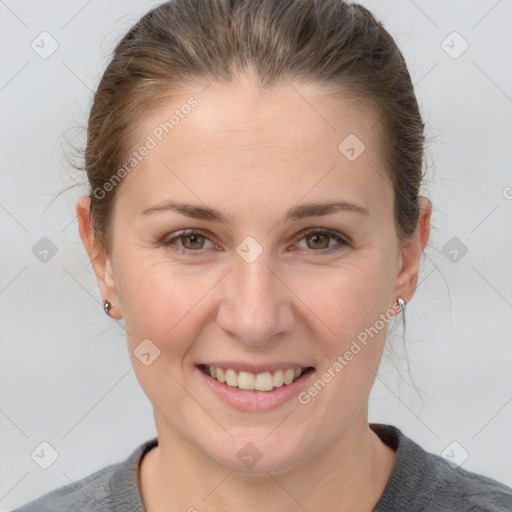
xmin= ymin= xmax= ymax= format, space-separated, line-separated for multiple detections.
xmin=160 ymin=228 xmax=349 ymax=256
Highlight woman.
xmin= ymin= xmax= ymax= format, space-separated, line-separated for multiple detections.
xmin=13 ymin=0 xmax=512 ymax=511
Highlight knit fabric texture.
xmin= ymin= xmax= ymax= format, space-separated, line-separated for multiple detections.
xmin=12 ymin=423 xmax=512 ymax=511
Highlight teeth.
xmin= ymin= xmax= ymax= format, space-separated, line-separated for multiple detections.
xmin=284 ymin=368 xmax=295 ymax=385
xmin=238 ymin=371 xmax=255 ymax=390
xmin=255 ymin=371 xmax=274 ymax=391
xmin=225 ymin=368 xmax=238 ymax=387
xmin=215 ymin=367 xmax=225 ymax=383
xmin=273 ymin=369 xmax=284 ymax=387
xmin=203 ymin=365 xmax=306 ymax=392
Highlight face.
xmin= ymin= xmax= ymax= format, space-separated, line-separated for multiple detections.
xmin=79 ymin=72 xmax=429 ymax=475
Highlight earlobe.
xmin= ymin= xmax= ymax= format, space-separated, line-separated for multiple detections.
xmin=76 ymin=196 xmax=122 ymax=319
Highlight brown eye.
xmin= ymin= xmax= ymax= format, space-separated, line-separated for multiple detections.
xmin=161 ymin=229 xmax=216 ymax=254
xmin=181 ymin=233 xmax=206 ymax=250
xmin=294 ymin=229 xmax=349 ymax=254
xmin=306 ymin=233 xmax=330 ymax=250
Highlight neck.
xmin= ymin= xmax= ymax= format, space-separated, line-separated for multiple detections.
xmin=140 ymin=411 xmax=396 ymax=512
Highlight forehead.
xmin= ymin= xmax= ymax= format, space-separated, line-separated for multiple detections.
xmin=115 ymin=75 xmax=392 ymax=222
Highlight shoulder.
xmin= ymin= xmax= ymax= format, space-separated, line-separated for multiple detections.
xmin=10 ymin=437 xmax=158 ymax=512
xmin=10 ymin=463 xmax=116 ymax=512
xmin=421 ymin=450 xmax=512 ymax=512
xmin=371 ymin=424 xmax=512 ymax=512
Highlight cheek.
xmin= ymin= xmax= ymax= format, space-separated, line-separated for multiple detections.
xmin=293 ymin=258 xmax=390 ymax=339
xmin=116 ymin=257 xmax=214 ymax=407
xmin=115 ymin=253 xmax=216 ymax=353
xmin=295 ymin=263 xmax=393 ymax=407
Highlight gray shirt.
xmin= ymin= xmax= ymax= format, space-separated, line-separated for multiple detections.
xmin=12 ymin=423 xmax=512 ymax=511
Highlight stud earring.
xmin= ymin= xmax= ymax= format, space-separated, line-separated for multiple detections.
xmin=103 ymin=300 xmax=112 ymax=315
xmin=397 ymin=297 xmax=406 ymax=312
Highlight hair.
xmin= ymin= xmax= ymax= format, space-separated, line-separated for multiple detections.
xmin=82 ymin=0 xmax=428 ymax=258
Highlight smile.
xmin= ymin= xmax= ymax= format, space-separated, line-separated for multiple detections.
xmin=196 ymin=363 xmax=316 ymax=411
xmin=198 ymin=364 xmax=313 ymax=392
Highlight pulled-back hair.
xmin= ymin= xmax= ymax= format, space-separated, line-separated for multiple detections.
xmin=84 ymin=0 xmax=427 ymax=255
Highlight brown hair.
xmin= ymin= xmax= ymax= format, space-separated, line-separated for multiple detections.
xmin=83 ymin=0 xmax=428 ymax=256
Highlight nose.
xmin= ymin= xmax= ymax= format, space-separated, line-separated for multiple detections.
xmin=216 ymin=249 xmax=296 ymax=346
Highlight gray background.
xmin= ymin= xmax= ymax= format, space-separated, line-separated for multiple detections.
xmin=1 ymin=0 xmax=511 ymax=509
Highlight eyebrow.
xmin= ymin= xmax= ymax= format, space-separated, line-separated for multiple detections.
xmin=140 ymin=199 xmax=369 ymax=222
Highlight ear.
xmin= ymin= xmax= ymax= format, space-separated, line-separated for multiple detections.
xmin=76 ymin=196 xmax=122 ymax=320
xmin=391 ymin=196 xmax=432 ymax=314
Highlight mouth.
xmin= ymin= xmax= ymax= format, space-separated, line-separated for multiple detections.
xmin=197 ymin=364 xmax=315 ymax=393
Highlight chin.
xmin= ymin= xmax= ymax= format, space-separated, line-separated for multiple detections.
xmin=202 ymin=431 xmax=311 ymax=476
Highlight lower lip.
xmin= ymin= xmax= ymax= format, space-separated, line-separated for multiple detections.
xmin=196 ymin=366 xmax=315 ymax=412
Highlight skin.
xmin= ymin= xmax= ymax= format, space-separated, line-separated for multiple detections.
xmin=77 ymin=71 xmax=431 ymax=512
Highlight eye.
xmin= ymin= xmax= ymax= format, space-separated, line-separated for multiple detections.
xmin=159 ymin=228 xmax=349 ymax=256
xmin=162 ymin=229 xmax=217 ymax=254
xmin=293 ymin=228 xmax=349 ymax=253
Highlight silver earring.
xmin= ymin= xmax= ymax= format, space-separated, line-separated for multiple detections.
xmin=104 ymin=300 xmax=112 ymax=315
xmin=397 ymin=297 xmax=406 ymax=312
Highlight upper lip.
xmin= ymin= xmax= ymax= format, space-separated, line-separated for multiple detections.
xmin=198 ymin=362 xmax=314 ymax=374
